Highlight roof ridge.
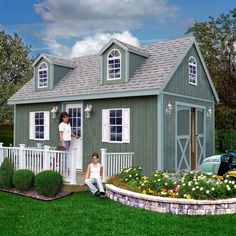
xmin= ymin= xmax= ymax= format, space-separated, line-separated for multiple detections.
xmin=141 ymin=35 xmax=195 ymax=48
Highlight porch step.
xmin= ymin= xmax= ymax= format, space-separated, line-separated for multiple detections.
xmin=62 ymin=170 xmax=87 ymax=192
xmin=62 ymin=183 xmax=88 ymax=192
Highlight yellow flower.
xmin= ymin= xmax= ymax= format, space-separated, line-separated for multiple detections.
xmin=186 ymin=194 xmax=191 ymax=199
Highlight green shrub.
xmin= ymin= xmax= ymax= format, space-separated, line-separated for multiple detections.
xmin=216 ymin=129 xmax=233 ymax=152
xmin=35 ymin=170 xmax=62 ymax=197
xmin=0 ymin=158 xmax=14 ymax=189
xmin=13 ymin=169 xmax=34 ymax=191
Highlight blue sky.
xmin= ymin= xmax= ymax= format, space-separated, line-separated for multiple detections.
xmin=0 ymin=0 xmax=235 ymax=57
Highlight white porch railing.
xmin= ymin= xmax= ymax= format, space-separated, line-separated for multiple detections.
xmin=100 ymin=148 xmax=134 ymax=181
xmin=0 ymin=143 xmax=76 ymax=184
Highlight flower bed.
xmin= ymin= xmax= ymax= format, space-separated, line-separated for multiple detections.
xmin=106 ymin=167 xmax=236 ymax=215
xmin=107 ymin=167 xmax=236 ymax=200
xmin=106 ymin=184 xmax=236 ymax=215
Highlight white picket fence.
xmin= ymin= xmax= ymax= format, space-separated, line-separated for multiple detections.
xmin=0 ymin=143 xmax=77 ymax=184
xmin=100 ymin=148 xmax=134 ymax=181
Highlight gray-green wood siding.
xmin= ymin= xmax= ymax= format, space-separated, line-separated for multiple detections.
xmin=15 ymin=102 xmax=61 ymax=147
xmin=129 ymin=52 xmax=146 ymax=79
xmin=53 ymin=65 xmax=73 ymax=86
xmin=162 ymin=44 xmax=216 ymax=170
xmin=164 ymin=45 xmax=216 ymax=102
xmin=83 ymin=96 xmax=157 ymax=175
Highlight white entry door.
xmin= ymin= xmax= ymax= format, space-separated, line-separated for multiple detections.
xmin=66 ymin=104 xmax=83 ymax=170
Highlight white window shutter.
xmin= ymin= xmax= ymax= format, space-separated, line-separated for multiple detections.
xmin=102 ymin=109 xmax=109 ymax=142
xmin=44 ymin=111 xmax=50 ymax=140
xmin=122 ymin=109 xmax=130 ymax=143
xmin=29 ymin=112 xmax=35 ymax=139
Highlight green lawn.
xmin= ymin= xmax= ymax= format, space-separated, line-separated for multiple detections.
xmin=0 ymin=191 xmax=235 ymax=236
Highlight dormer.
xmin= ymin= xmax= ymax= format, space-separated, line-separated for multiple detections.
xmin=32 ymin=54 xmax=76 ymax=92
xmin=99 ymin=39 xmax=149 ymax=85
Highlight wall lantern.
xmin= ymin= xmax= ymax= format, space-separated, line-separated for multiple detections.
xmin=207 ymin=108 xmax=212 ymax=119
xmin=165 ymin=102 xmax=172 ymax=117
xmin=50 ymin=106 xmax=58 ymax=119
xmin=84 ymin=104 xmax=93 ymax=118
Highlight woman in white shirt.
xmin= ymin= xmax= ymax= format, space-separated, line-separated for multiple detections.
xmin=85 ymin=153 xmax=106 ymax=198
xmin=59 ymin=112 xmax=78 ymax=151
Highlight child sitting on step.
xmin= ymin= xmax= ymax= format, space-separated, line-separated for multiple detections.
xmin=85 ymin=153 xmax=106 ymax=198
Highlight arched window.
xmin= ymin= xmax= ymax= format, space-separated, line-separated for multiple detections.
xmin=38 ymin=62 xmax=48 ymax=88
xmin=107 ymin=49 xmax=121 ymax=80
xmin=188 ymin=56 xmax=197 ymax=85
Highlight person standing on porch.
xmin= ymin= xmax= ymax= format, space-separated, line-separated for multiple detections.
xmin=59 ymin=112 xmax=78 ymax=151
xmin=85 ymin=153 xmax=106 ymax=198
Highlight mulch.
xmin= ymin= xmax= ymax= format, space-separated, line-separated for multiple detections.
xmin=0 ymin=187 xmax=72 ymax=201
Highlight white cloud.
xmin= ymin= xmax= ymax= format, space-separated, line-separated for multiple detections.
xmin=33 ymin=0 xmax=178 ymax=56
xmin=34 ymin=0 xmax=178 ymax=39
xmin=70 ymin=31 xmax=140 ymax=57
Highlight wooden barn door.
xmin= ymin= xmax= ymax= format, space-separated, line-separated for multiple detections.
xmin=196 ymin=108 xmax=204 ymax=168
xmin=176 ymin=105 xmax=205 ymax=171
xmin=176 ymin=106 xmax=191 ymax=171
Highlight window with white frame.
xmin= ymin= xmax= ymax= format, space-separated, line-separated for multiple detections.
xmin=29 ymin=111 xmax=49 ymax=140
xmin=38 ymin=62 xmax=48 ymax=88
xmin=102 ymin=108 xmax=130 ymax=143
xmin=107 ymin=49 xmax=121 ymax=80
xmin=188 ymin=56 xmax=197 ymax=85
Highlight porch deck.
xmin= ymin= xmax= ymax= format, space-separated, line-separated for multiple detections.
xmin=62 ymin=171 xmax=88 ymax=192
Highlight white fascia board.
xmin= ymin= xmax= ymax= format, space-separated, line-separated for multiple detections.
xmin=32 ymin=54 xmax=52 ymax=67
xmin=193 ymin=39 xmax=219 ymax=104
xmin=99 ymin=38 xmax=128 ymax=55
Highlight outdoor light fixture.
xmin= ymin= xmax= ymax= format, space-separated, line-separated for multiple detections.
xmin=50 ymin=106 xmax=58 ymax=119
xmin=207 ymin=108 xmax=212 ymax=119
xmin=165 ymin=102 xmax=172 ymax=117
xmin=84 ymin=104 xmax=92 ymax=118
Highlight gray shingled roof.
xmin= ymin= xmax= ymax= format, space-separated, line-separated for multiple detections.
xmin=101 ymin=38 xmax=149 ymax=57
xmin=8 ymin=36 xmax=195 ymax=103
xmin=43 ymin=54 xmax=76 ymax=68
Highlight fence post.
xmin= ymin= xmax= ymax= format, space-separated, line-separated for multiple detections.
xmin=19 ymin=144 xmax=26 ymax=169
xmin=43 ymin=145 xmax=51 ymax=170
xmin=100 ymin=148 xmax=107 ymax=182
xmin=69 ymin=148 xmax=77 ymax=184
xmin=0 ymin=143 xmax=3 ymax=166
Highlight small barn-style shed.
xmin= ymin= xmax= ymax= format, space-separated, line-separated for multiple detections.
xmin=8 ymin=36 xmax=219 ymax=175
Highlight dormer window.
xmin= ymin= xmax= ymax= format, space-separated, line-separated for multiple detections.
xmin=189 ymin=56 xmax=197 ymax=85
xmin=107 ymin=49 xmax=121 ymax=80
xmin=38 ymin=62 xmax=48 ymax=88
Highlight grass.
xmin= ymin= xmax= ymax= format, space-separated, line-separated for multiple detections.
xmin=0 ymin=191 xmax=236 ymax=236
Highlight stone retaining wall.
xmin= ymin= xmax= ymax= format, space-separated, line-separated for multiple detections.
xmin=106 ymin=184 xmax=236 ymax=215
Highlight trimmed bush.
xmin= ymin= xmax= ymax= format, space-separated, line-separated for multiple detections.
xmin=35 ymin=170 xmax=62 ymax=197
xmin=13 ymin=169 xmax=35 ymax=191
xmin=0 ymin=157 xmax=14 ymax=189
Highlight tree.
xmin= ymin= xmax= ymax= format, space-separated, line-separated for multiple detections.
xmin=0 ymin=31 xmax=33 ymax=124
xmin=187 ymin=9 xmax=236 ymax=129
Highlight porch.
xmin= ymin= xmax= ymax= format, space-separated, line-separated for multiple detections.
xmin=0 ymin=143 xmax=134 ymax=191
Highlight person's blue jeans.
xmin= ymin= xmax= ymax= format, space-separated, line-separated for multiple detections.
xmin=85 ymin=178 xmax=105 ymax=195
xmin=62 ymin=141 xmax=70 ymax=173
xmin=64 ymin=141 xmax=71 ymax=151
